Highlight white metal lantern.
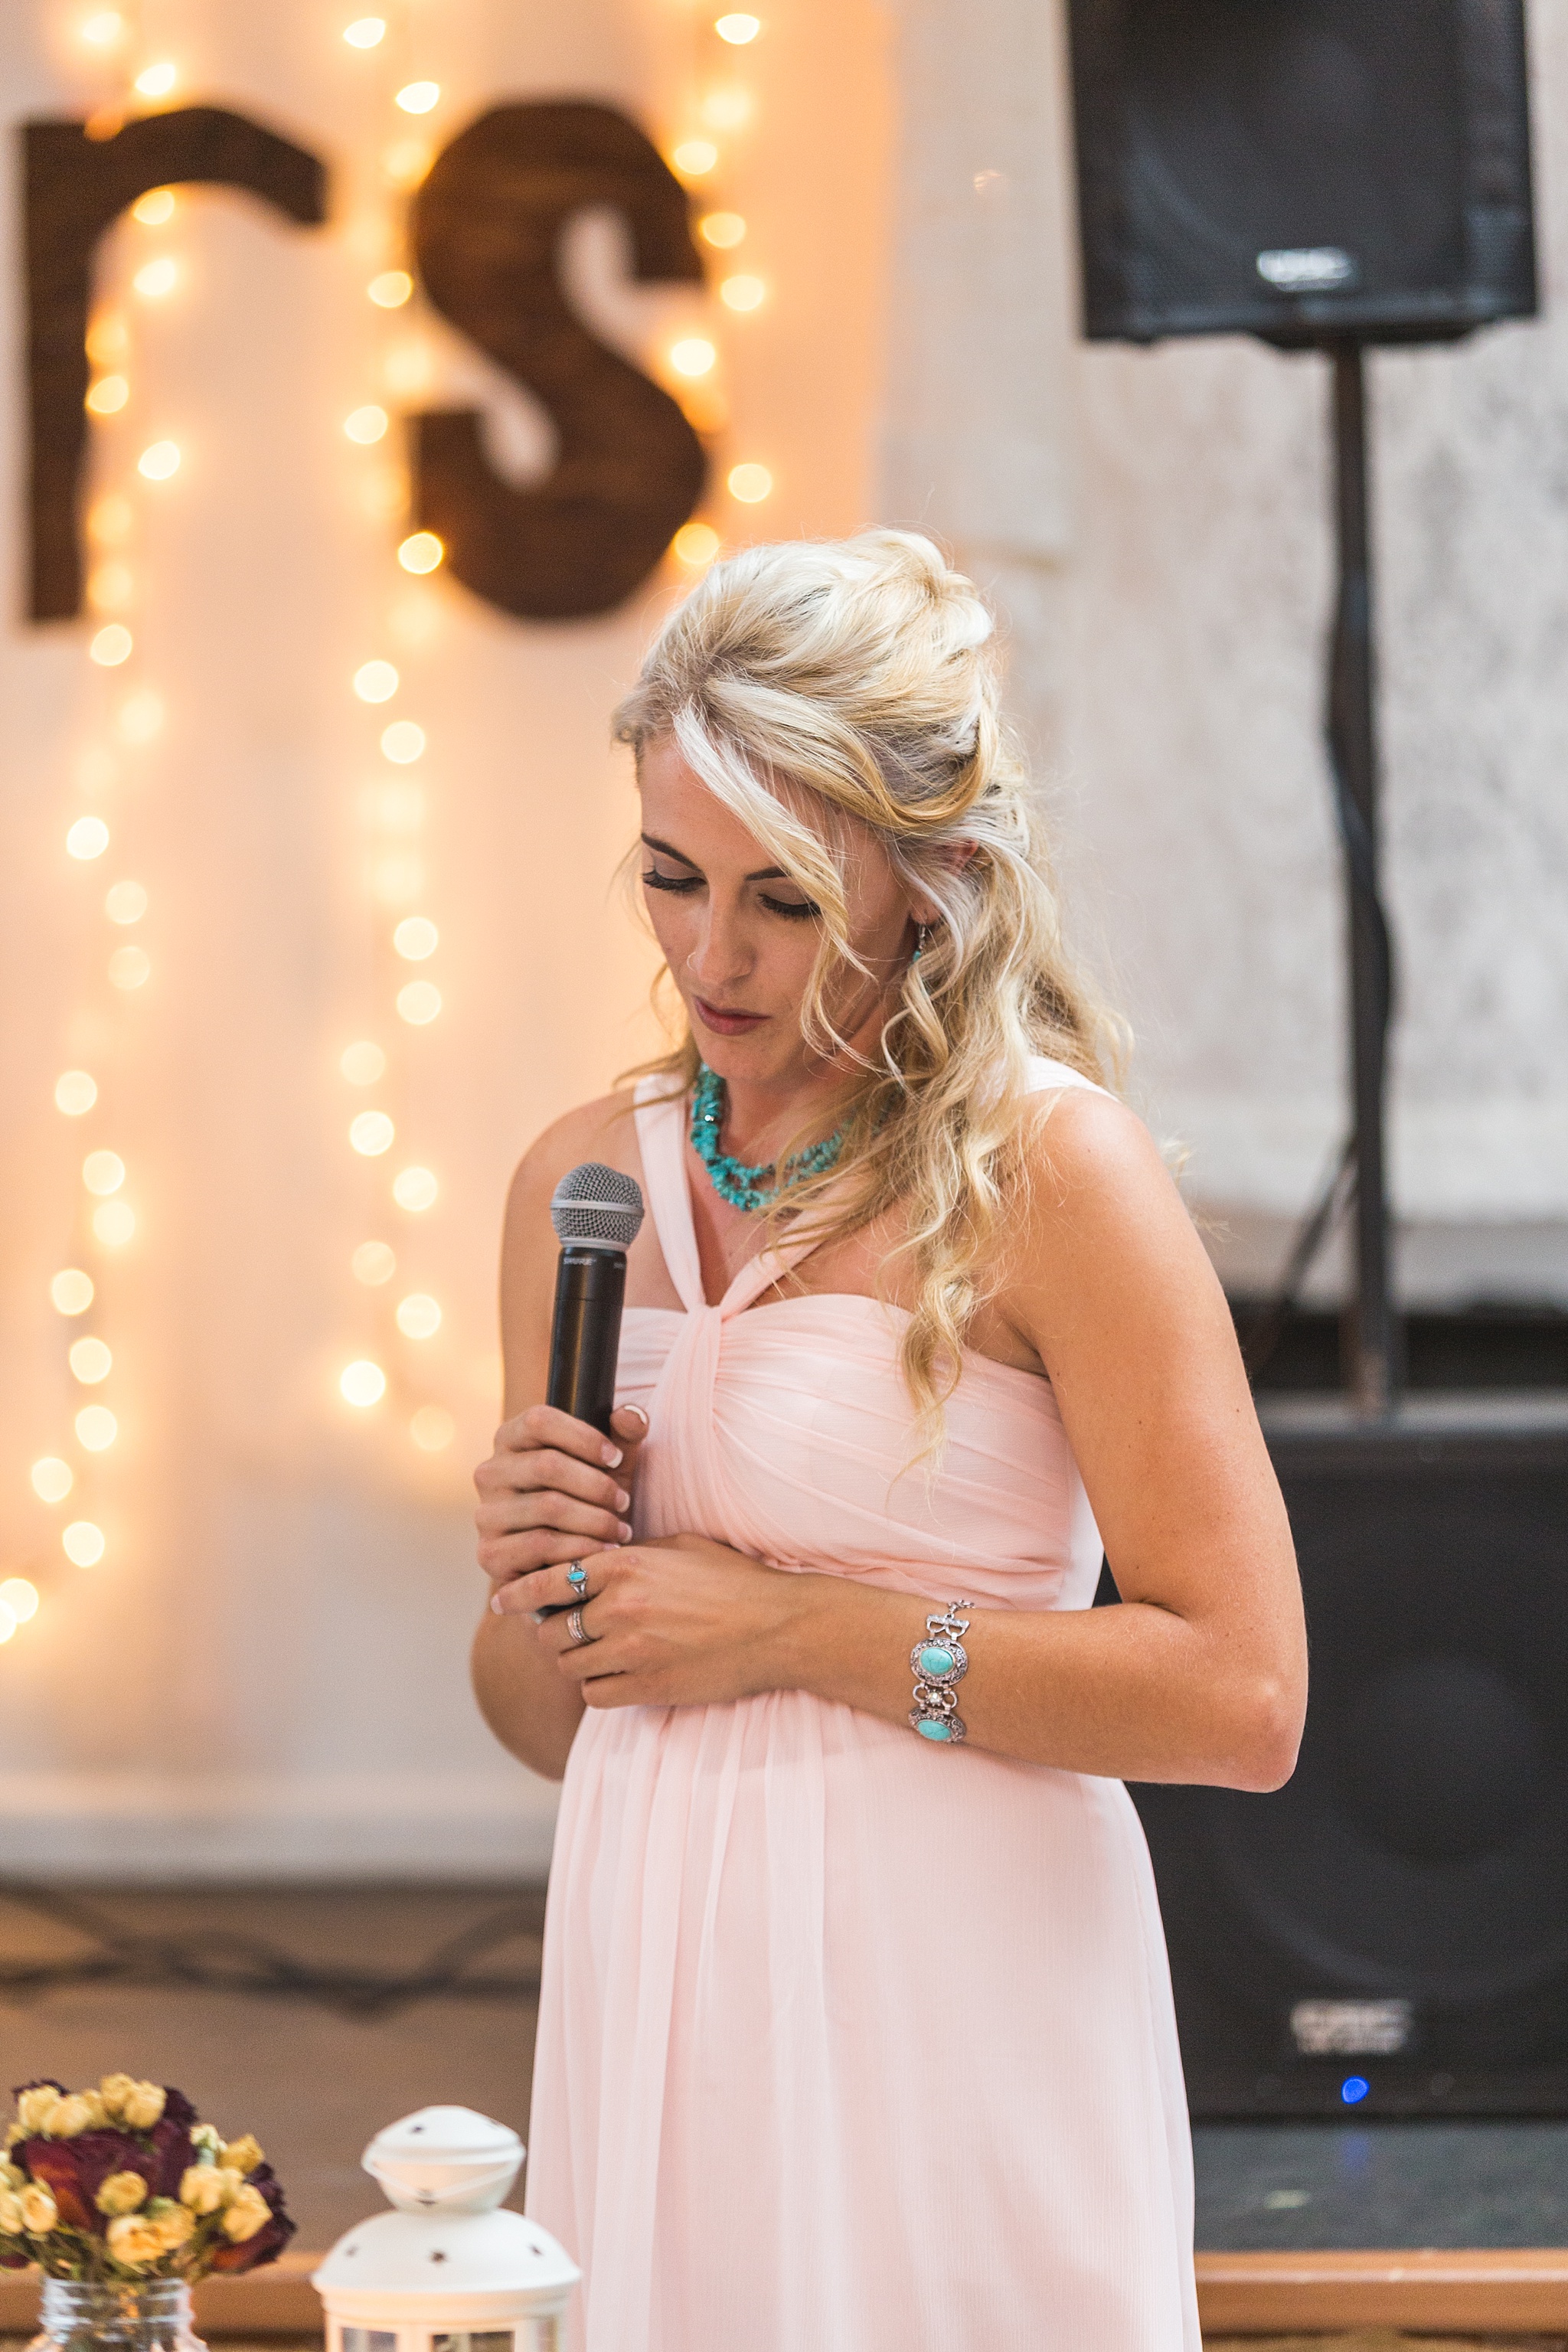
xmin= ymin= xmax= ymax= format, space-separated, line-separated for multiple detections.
xmin=314 ymin=2107 xmax=578 ymax=2352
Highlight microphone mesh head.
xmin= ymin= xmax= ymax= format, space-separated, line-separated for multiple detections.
xmin=550 ymin=1162 xmax=645 ymax=1251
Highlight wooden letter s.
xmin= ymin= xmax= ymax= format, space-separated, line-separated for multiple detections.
xmin=24 ymin=108 xmax=328 ymax=622
xmin=410 ymin=103 xmax=708 ymax=622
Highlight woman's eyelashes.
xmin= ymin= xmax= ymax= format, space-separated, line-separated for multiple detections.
xmin=757 ymin=892 xmax=821 ymax=921
xmin=641 ymin=868 xmax=820 ymax=921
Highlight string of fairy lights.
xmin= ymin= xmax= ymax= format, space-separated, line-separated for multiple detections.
xmin=335 ymin=2 xmax=455 ymax=1457
xmin=8 ymin=0 xmax=777 ymax=1649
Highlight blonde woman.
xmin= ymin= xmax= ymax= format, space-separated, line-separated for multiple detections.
xmin=472 ymin=532 xmax=1306 ymax=2352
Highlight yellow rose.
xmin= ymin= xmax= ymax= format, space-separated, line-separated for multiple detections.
xmin=15 ymin=2088 xmax=63 ymax=2135
xmin=0 ymin=2159 xmax=24 ymax=2189
xmin=0 ymin=2187 xmax=24 ymax=2236
xmin=220 ymin=2135 xmax=264 ymax=2177
xmin=220 ymin=2184 xmax=271 ymax=2243
xmin=44 ymin=2093 xmax=100 ymax=2138
xmin=119 ymin=2082 xmax=166 ymax=2131
xmin=189 ymin=2126 xmax=222 ymax=2154
xmin=20 ymin=2184 xmax=58 ymax=2234
xmin=3 ymin=2125 xmax=24 ymax=2151
xmin=97 ymin=2074 xmax=138 ymax=2122
xmin=106 ymin=2214 xmax=164 ymax=2269
xmin=178 ymin=2165 xmax=239 ymax=2216
xmin=144 ymin=2200 xmax=194 ymax=2252
xmin=96 ymin=2172 xmax=149 ymax=2217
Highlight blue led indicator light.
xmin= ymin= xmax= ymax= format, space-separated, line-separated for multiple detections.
xmin=1340 ymin=2075 xmax=1370 ymax=2106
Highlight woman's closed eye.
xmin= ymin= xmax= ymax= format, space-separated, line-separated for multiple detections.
xmin=642 ymin=867 xmax=703 ymax=895
xmin=756 ymin=890 xmax=820 ymax=921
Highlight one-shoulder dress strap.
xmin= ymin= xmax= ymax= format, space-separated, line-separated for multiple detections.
xmin=632 ymin=1075 xmax=707 ymax=1314
xmin=1024 ymin=1050 xmax=1112 ymax=1100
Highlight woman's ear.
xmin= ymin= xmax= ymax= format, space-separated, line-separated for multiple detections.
xmin=908 ymin=840 xmax=978 ymax=923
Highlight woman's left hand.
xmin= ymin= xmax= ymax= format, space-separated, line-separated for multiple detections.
xmin=492 ymin=1534 xmax=823 ymax=1710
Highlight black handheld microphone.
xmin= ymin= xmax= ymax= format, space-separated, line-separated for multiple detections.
xmin=546 ymin=1162 xmax=646 ymax=1435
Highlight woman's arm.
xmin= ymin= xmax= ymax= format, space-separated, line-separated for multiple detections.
xmin=495 ymin=1091 xmax=1307 ymax=1791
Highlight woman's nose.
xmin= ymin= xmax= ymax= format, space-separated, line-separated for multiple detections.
xmin=688 ymin=900 xmax=753 ymax=988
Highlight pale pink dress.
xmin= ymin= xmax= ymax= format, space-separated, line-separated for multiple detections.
xmin=525 ymin=1060 xmax=1199 ymax=2352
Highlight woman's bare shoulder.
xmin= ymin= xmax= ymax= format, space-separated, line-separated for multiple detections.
xmin=505 ymin=1089 xmax=644 ymax=1226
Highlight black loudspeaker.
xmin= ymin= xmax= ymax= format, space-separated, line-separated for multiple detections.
xmin=1067 ymin=0 xmax=1537 ymax=347
xmin=1123 ymin=1403 xmax=1568 ymax=2116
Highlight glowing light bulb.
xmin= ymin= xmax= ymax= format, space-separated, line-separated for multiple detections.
xmin=703 ymin=88 xmax=752 ymax=131
xmin=410 ymin=1404 xmax=454 ymax=1451
xmin=69 ymin=1337 xmax=113 ymax=1385
xmin=396 ymin=81 xmax=440 ymax=113
xmin=90 ymin=624 xmax=132 ymax=667
xmin=345 ymin=404 xmax=388 ymax=444
xmin=673 ymin=521 xmax=720 ymax=567
xmin=352 ymin=1240 xmax=397 ymax=1285
xmin=354 ymin=659 xmax=400 ymax=703
xmin=88 ymin=562 xmax=134 ymax=612
xmin=82 ymin=1149 xmax=125 ymax=1196
xmin=117 ymin=689 xmax=164 ymax=742
xmin=51 ymin=1269 xmax=95 ymax=1316
xmin=728 ymin=461 xmax=773 ymax=503
xmin=341 ymin=1040 xmax=386 ymax=1086
xmin=0 ymin=1578 xmax=39 ymax=1623
xmin=384 ymin=138 xmax=433 ymax=188
xmin=76 ymin=1406 xmax=117 ymax=1452
xmin=394 ymin=916 xmax=438 ymax=960
xmin=370 ymin=780 xmax=425 ymax=830
xmin=672 ymin=139 xmax=719 ymax=176
xmin=368 ymin=270 xmax=414 ymax=309
xmin=372 ymin=853 xmax=425 ymax=906
xmin=137 ymin=440 xmax=180 ymax=480
xmin=88 ymin=490 xmax=133 ymax=544
xmin=670 ymin=338 xmax=717 ymax=377
xmin=381 ymin=720 xmax=426 ymax=764
xmin=393 ymin=1166 xmax=438 ymax=1212
xmin=397 ymin=979 xmax=442 ymax=1025
xmin=80 ymin=10 xmax=126 ymax=45
xmin=341 ymin=1358 xmax=387 ymax=1407
xmin=105 ymin=879 xmax=147 ymax=924
xmin=86 ymin=315 xmax=129 ymax=367
xmin=700 ymin=211 xmax=746 ymax=248
xmin=715 ymin=11 xmax=762 ymax=38
xmin=397 ymin=1292 xmax=442 ymax=1339
xmin=85 ymin=375 xmax=129 ymax=416
xmin=384 ymin=341 xmax=434 ymax=397
xmin=720 ymin=273 xmax=765 ymax=312
xmin=350 ymin=1110 xmax=395 ymax=1157
xmin=132 ymin=186 xmax=175 ymax=225
xmin=31 ymin=1458 xmax=74 ymax=1504
xmin=397 ymin=531 xmax=443 ymax=574
xmin=67 ymin=817 xmax=110 ymax=861
xmin=93 ymin=1200 xmax=136 ymax=1246
xmin=134 ymin=60 xmax=177 ymax=96
xmin=55 ymin=1070 xmax=98 ymax=1116
xmin=63 ymin=1520 xmax=106 ymax=1566
xmin=107 ymin=944 xmax=150 ymax=990
xmin=343 ymin=15 xmax=386 ymax=44
xmin=132 ymin=259 xmax=178 ymax=300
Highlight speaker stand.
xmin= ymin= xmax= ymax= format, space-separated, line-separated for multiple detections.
xmin=1325 ymin=341 xmax=1400 ymax=1417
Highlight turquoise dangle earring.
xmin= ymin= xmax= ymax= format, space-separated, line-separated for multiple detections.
xmin=911 ymin=921 xmax=929 ymax=964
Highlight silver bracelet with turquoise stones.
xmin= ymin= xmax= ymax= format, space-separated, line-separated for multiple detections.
xmin=910 ymin=1604 xmax=973 ymax=1744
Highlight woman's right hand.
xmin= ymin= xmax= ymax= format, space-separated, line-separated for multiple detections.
xmin=474 ymin=1402 xmax=648 ymax=1594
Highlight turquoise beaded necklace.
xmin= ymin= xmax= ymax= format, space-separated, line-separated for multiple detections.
xmin=689 ymin=1063 xmax=845 ymax=1214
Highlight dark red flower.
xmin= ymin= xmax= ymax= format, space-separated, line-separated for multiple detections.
xmin=0 ymin=2249 xmax=30 ymax=2270
xmin=206 ymin=2167 xmax=296 ymax=2275
xmin=17 ymin=2128 xmax=162 ymax=2233
xmin=145 ymin=2114 xmax=198 ymax=2200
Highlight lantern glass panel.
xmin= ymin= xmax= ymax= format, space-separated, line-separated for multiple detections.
xmin=344 ymin=2331 xmax=398 ymax=2352
xmin=432 ymin=2334 xmax=514 ymax=2352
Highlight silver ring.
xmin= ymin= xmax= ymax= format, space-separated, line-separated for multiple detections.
xmin=566 ymin=1607 xmax=590 ymax=1645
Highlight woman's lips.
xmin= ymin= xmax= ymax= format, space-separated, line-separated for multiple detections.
xmin=693 ymin=996 xmax=768 ymax=1036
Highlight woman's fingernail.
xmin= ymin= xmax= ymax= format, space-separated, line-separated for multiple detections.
xmin=618 ymin=1522 xmax=633 ymax=1541
xmin=490 ymin=1592 xmax=504 ymax=1615
xmin=613 ymin=1488 xmax=630 ymax=1511
xmin=602 ymin=1444 xmax=623 ymax=1468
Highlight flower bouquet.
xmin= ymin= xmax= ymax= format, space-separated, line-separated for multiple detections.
xmin=1 ymin=2079 xmax=294 ymax=2352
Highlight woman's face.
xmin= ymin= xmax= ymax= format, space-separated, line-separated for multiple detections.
xmin=637 ymin=734 xmax=923 ymax=1093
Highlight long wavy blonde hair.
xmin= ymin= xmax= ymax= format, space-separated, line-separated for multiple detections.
xmin=614 ymin=528 xmax=1122 ymax=1436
